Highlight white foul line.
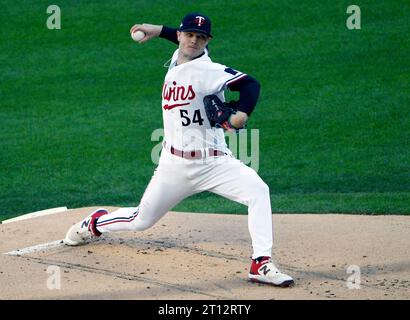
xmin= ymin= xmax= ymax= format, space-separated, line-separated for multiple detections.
xmin=1 ymin=207 xmax=69 ymax=224
xmin=3 ymin=240 xmax=65 ymax=256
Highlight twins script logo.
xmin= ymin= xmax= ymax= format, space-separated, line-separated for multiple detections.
xmin=162 ymin=81 xmax=196 ymax=110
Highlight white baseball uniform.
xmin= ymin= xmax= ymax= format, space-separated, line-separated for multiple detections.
xmin=96 ymin=49 xmax=273 ymax=259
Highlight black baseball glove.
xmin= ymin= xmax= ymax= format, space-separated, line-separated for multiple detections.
xmin=203 ymin=95 xmax=239 ymax=131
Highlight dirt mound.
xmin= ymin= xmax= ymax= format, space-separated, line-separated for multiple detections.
xmin=0 ymin=207 xmax=409 ymax=299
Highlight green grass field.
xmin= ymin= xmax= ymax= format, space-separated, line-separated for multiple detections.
xmin=1 ymin=0 xmax=409 ymax=219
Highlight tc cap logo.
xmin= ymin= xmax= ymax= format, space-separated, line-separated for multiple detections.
xmin=179 ymin=13 xmax=212 ymax=37
xmin=195 ymin=16 xmax=206 ymax=26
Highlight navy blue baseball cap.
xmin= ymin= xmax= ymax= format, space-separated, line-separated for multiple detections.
xmin=179 ymin=13 xmax=212 ymax=37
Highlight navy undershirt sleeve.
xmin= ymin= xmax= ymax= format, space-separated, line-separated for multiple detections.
xmin=159 ymin=26 xmax=179 ymax=44
xmin=227 ymin=76 xmax=261 ymax=116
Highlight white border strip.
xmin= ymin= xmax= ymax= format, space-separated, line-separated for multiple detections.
xmin=1 ymin=207 xmax=69 ymax=224
xmin=3 ymin=240 xmax=65 ymax=256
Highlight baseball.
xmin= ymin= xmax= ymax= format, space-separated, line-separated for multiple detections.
xmin=131 ymin=30 xmax=145 ymax=42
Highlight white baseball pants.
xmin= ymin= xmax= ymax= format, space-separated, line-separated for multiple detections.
xmin=96 ymin=148 xmax=273 ymax=259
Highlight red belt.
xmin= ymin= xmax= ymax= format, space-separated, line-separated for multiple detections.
xmin=164 ymin=142 xmax=226 ymax=159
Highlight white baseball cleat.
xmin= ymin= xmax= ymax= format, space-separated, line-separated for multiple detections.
xmin=248 ymin=256 xmax=295 ymax=287
xmin=64 ymin=208 xmax=108 ymax=246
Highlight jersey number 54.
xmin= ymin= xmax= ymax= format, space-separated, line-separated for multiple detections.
xmin=180 ymin=109 xmax=205 ymax=126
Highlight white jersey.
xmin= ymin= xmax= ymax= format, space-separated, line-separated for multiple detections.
xmin=85 ymin=45 xmax=276 ymax=264
xmin=161 ymin=49 xmax=247 ymax=152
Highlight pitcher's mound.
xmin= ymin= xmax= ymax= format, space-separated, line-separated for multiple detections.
xmin=0 ymin=207 xmax=409 ymax=299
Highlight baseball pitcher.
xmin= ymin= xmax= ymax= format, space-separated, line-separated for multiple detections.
xmin=64 ymin=13 xmax=294 ymax=287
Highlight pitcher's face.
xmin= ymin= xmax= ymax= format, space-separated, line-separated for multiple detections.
xmin=177 ymin=31 xmax=210 ymax=61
